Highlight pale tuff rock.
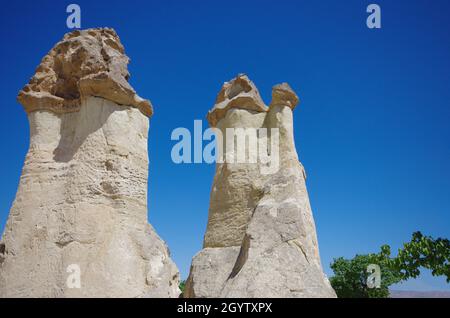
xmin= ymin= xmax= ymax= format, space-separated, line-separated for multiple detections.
xmin=0 ymin=29 xmax=179 ymax=297
xmin=185 ymin=75 xmax=336 ymax=298
xmin=17 ymin=28 xmax=153 ymax=117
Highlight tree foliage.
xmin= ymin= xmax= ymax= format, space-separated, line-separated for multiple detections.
xmin=179 ymin=280 xmax=186 ymax=293
xmin=330 ymin=250 xmax=402 ymax=298
xmin=391 ymin=232 xmax=450 ymax=282
xmin=330 ymin=232 xmax=450 ymax=298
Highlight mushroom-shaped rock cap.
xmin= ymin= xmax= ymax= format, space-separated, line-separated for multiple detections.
xmin=207 ymin=74 xmax=267 ymax=127
xmin=18 ymin=28 xmax=153 ymax=117
xmin=270 ymin=82 xmax=299 ymax=109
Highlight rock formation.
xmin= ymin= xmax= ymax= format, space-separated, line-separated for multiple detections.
xmin=185 ymin=74 xmax=336 ymax=298
xmin=0 ymin=28 xmax=179 ymax=297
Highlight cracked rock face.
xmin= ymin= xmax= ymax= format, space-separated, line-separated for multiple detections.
xmin=185 ymin=75 xmax=336 ymax=298
xmin=0 ymin=28 xmax=179 ymax=298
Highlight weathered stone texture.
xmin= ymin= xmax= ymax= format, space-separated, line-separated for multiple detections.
xmin=185 ymin=74 xmax=336 ymax=298
xmin=0 ymin=28 xmax=179 ymax=298
xmin=18 ymin=28 xmax=152 ymax=117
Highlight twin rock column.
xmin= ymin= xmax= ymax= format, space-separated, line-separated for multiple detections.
xmin=185 ymin=75 xmax=336 ymax=298
xmin=0 ymin=28 xmax=335 ymax=298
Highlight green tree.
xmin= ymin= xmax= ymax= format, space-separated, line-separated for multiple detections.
xmin=330 ymin=232 xmax=450 ymax=298
xmin=179 ymin=280 xmax=186 ymax=293
xmin=392 ymin=232 xmax=450 ymax=282
xmin=330 ymin=248 xmax=402 ymax=298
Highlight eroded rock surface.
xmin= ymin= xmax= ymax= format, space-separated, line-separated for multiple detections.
xmin=185 ymin=74 xmax=336 ymax=298
xmin=17 ymin=28 xmax=152 ymax=117
xmin=0 ymin=28 xmax=179 ymax=298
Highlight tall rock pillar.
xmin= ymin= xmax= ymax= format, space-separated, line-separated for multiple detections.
xmin=185 ymin=75 xmax=336 ymax=298
xmin=0 ymin=28 xmax=179 ymax=297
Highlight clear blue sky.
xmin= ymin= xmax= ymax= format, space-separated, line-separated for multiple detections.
xmin=0 ymin=0 xmax=449 ymax=291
